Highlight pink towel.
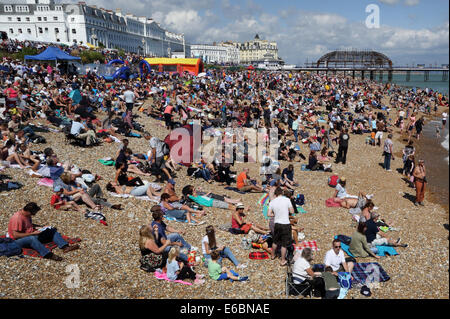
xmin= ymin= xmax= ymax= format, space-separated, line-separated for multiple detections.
xmin=37 ymin=178 xmax=53 ymax=187
xmin=154 ymin=271 xmax=192 ymax=285
xmin=325 ymin=198 xmax=341 ymax=207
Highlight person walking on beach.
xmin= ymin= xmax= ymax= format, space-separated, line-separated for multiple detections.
xmin=335 ymin=128 xmax=349 ymax=165
xmin=413 ymin=159 xmax=427 ymax=206
xmin=383 ymin=134 xmax=394 ymax=171
xmin=268 ymin=187 xmax=294 ymax=267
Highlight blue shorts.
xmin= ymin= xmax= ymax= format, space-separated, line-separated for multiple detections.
xmin=217 ymin=270 xmax=239 ymax=281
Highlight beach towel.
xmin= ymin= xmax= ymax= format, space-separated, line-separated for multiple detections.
xmin=258 ymin=193 xmax=270 ymax=206
xmin=37 ymin=178 xmax=53 ymax=188
xmin=295 ymin=240 xmax=319 ymax=251
xmin=326 ymin=198 xmax=341 ymax=207
xmin=375 ymin=245 xmax=399 ymax=257
xmin=0 ymin=235 xmax=81 ymax=258
xmin=154 ymin=270 xmax=192 ymax=285
xmin=224 ymin=186 xmax=247 ymax=194
xmin=261 ymin=204 xmax=271 ymax=220
xmin=98 ymin=159 xmax=115 ymax=166
xmin=296 ymin=206 xmax=307 ymax=214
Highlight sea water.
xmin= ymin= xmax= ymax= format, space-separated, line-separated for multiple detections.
xmin=442 ymin=133 xmax=449 ymax=163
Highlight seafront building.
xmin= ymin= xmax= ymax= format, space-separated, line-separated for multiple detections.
xmin=190 ymin=42 xmax=240 ymax=65
xmin=231 ymin=34 xmax=279 ymax=64
xmin=0 ymin=0 xmax=189 ymax=57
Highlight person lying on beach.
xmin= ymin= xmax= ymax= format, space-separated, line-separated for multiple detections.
xmin=106 ymin=181 xmax=161 ymax=202
xmin=332 ymin=177 xmax=373 ymax=209
xmin=181 ymin=185 xmax=235 ymax=210
xmin=159 ymin=193 xmax=205 ymax=225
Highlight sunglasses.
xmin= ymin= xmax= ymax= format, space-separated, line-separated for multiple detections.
xmin=334 ymin=245 xmax=341 ymax=248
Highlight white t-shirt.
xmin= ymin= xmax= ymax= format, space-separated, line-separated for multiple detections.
xmin=201 ymin=235 xmax=210 ymax=255
xmin=324 ymin=249 xmax=346 ymax=272
xmin=268 ymin=196 xmax=292 ymax=225
xmin=123 ymin=90 xmax=135 ymax=104
xmin=443 ymin=112 xmax=448 ymax=120
xmin=149 ymin=137 xmax=165 ymax=158
xmin=335 ymin=183 xmax=348 ymax=199
xmin=292 ymin=257 xmax=311 ymax=284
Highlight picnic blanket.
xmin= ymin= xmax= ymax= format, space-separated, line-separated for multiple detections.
xmin=352 ymin=262 xmax=390 ymax=284
xmin=295 ymin=240 xmax=319 ymax=251
xmin=154 ymin=270 xmax=192 ymax=285
xmin=37 ymin=178 xmax=53 ymax=187
xmin=0 ymin=235 xmax=81 ymax=258
xmin=224 ymin=186 xmax=246 ymax=194
xmin=312 ymin=262 xmax=390 ymax=285
xmin=325 ymin=198 xmax=341 ymax=207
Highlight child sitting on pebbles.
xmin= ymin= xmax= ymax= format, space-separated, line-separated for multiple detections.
xmin=208 ymin=250 xmax=248 ymax=282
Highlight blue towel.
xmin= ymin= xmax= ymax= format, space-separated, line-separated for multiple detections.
xmin=375 ymin=245 xmax=398 ymax=257
xmin=340 ymin=242 xmax=355 ymax=257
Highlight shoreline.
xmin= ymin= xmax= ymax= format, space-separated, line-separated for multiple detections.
xmin=415 ymin=115 xmax=449 ymax=213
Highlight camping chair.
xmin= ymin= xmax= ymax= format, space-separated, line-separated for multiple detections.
xmin=285 ymin=259 xmax=313 ymax=298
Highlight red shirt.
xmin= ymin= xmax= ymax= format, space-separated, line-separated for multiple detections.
xmin=8 ymin=210 xmax=34 ymax=239
xmin=51 ymin=194 xmax=63 ymax=209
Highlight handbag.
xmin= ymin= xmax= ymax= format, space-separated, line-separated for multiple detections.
xmin=140 ymin=252 xmax=163 ymax=272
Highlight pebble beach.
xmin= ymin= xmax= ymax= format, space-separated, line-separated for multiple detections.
xmin=1 ymin=95 xmax=448 ymax=300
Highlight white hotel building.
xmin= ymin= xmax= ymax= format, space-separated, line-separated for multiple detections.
xmin=190 ymin=43 xmax=240 ymax=65
xmin=0 ymin=0 xmax=189 ymax=57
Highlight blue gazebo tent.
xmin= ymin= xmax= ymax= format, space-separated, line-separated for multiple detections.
xmin=24 ymin=46 xmax=81 ymax=62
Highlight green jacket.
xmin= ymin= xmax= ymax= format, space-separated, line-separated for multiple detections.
xmin=349 ymin=231 xmax=372 ymax=258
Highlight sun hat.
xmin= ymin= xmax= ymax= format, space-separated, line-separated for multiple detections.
xmin=236 ymin=203 xmax=245 ymax=210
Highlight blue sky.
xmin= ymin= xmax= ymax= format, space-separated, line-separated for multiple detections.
xmin=62 ymin=0 xmax=449 ymax=66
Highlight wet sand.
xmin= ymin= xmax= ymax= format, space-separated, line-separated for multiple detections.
xmin=415 ymin=117 xmax=449 ymax=213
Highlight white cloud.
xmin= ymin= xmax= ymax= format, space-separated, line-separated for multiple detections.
xmin=57 ymin=0 xmax=448 ymax=65
xmin=404 ymin=0 xmax=420 ymax=6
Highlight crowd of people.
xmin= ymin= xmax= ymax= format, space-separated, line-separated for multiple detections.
xmin=1 ymin=39 xmax=448 ymax=297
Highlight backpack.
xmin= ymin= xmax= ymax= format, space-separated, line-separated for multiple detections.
xmin=0 ymin=237 xmax=22 ymax=257
xmin=328 ymin=175 xmax=339 ymax=187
